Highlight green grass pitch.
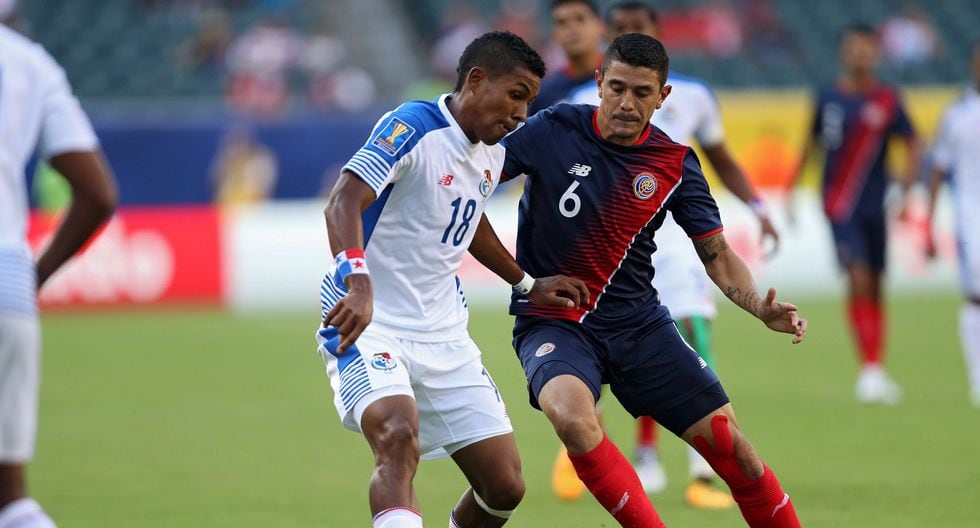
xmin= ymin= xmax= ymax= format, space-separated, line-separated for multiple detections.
xmin=30 ymin=294 xmax=979 ymax=527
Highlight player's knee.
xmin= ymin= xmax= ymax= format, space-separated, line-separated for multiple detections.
xmin=368 ymin=417 xmax=420 ymax=465
xmin=551 ymin=414 xmax=603 ymax=455
xmin=732 ymin=438 xmax=764 ymax=480
xmin=476 ymin=473 xmax=525 ymax=512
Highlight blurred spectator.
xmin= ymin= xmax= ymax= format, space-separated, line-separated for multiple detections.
xmin=211 ymin=125 xmax=278 ymax=205
xmin=428 ymin=5 xmax=488 ymax=84
xmin=301 ymin=28 xmax=377 ymax=112
xmin=738 ymin=0 xmax=803 ymax=72
xmin=225 ymin=16 xmax=304 ymax=115
xmin=176 ymin=6 xmax=232 ymax=73
xmin=656 ymin=0 xmax=743 ymax=57
xmin=880 ymin=5 xmax=940 ymax=67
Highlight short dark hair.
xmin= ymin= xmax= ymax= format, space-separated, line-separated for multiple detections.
xmin=454 ymin=31 xmax=547 ymax=92
xmin=606 ymin=0 xmax=658 ymax=25
xmin=601 ymin=33 xmax=669 ymax=81
xmin=838 ymin=22 xmax=877 ymax=45
xmin=550 ymin=0 xmax=599 ymax=16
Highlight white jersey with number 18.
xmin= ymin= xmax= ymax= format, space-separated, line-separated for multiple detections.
xmin=320 ymin=94 xmax=504 ymax=342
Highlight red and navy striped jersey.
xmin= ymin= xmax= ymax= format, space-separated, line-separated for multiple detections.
xmin=502 ymin=103 xmax=723 ymax=330
xmin=810 ymin=83 xmax=916 ymax=222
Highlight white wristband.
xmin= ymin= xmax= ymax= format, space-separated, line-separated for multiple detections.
xmin=512 ymin=272 xmax=535 ymax=295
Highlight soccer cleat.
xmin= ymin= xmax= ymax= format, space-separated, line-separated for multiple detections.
xmin=552 ymin=445 xmax=586 ymax=502
xmin=685 ymin=479 xmax=736 ymax=510
xmin=855 ymin=365 xmax=902 ymax=405
xmin=634 ymin=447 xmax=667 ymax=494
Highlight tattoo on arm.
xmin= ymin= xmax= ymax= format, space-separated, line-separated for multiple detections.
xmin=724 ymin=286 xmax=762 ymax=317
xmin=693 ymin=233 xmax=728 ymax=264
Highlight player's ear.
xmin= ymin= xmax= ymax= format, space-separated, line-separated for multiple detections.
xmin=656 ymin=83 xmax=672 ymax=109
xmin=595 ymin=68 xmax=603 ymax=98
xmin=465 ymin=67 xmax=487 ymax=94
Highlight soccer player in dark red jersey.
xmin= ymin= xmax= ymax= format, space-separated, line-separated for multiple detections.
xmin=477 ymin=33 xmax=807 ymax=528
xmin=792 ymin=23 xmax=921 ymax=405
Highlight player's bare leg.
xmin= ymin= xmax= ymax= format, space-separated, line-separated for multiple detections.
xmin=682 ymin=404 xmax=801 ymax=527
xmin=449 ymin=434 xmax=524 ymax=527
xmin=846 ymin=264 xmax=900 ymax=404
xmin=359 ymin=396 xmax=423 ymax=527
xmin=539 ymin=375 xmax=666 ymax=528
xmin=551 ymin=393 xmax=608 ymax=502
xmin=0 ymin=465 xmax=26 ymax=510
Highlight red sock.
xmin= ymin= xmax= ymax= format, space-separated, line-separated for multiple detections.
xmin=567 ymin=434 xmax=666 ymax=528
xmin=849 ymin=297 xmax=883 ymax=365
xmin=694 ymin=415 xmax=801 ymax=528
xmin=636 ymin=416 xmax=657 ymax=448
xmin=729 ymin=465 xmax=801 ymax=528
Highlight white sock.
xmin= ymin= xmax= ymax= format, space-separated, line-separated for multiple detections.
xmin=961 ymin=303 xmax=980 ymax=392
xmin=0 ymin=498 xmax=57 ymax=528
xmin=688 ymin=445 xmax=717 ymax=480
xmin=373 ymin=507 xmax=422 ymax=528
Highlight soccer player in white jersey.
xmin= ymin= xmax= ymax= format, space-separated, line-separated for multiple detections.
xmin=0 ymin=5 xmax=117 ymax=528
xmin=925 ymin=41 xmax=980 ymax=407
xmin=316 ymin=32 xmax=588 ymax=528
xmin=556 ymin=0 xmax=780 ymax=509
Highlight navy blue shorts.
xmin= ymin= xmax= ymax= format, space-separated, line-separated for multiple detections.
xmin=512 ymin=317 xmax=729 ymax=436
xmin=830 ymin=213 xmax=886 ymax=271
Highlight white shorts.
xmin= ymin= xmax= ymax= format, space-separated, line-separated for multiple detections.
xmin=652 ymin=213 xmax=717 ymax=320
xmin=0 ymin=313 xmax=41 ymax=463
xmin=315 ymin=322 xmax=512 ymax=460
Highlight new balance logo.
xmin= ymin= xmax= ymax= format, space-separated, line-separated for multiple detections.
xmin=568 ymin=163 xmax=592 ymax=177
xmin=438 ymin=174 xmax=454 ymax=186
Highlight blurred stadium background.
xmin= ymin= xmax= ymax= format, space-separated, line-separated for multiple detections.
xmin=10 ymin=0 xmax=979 ymax=526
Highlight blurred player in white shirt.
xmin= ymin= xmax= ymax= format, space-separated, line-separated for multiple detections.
xmin=561 ymin=0 xmax=779 ymax=509
xmin=925 ymin=41 xmax=980 ymax=407
xmin=0 ymin=4 xmax=117 ymax=526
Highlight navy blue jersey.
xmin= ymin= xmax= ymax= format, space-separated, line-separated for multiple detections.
xmin=809 ymin=83 xmax=916 ymax=222
xmin=528 ymin=67 xmax=597 ymax=116
xmin=502 ymin=104 xmax=723 ymax=330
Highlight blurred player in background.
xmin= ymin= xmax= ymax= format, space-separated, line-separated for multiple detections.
xmin=561 ymin=1 xmax=781 ymax=508
xmin=499 ymin=33 xmax=806 ymax=528
xmin=315 ymin=32 xmax=588 ymax=528
xmin=792 ymin=23 xmax=921 ymax=405
xmin=925 ymin=41 xmax=980 ymax=407
xmin=528 ymin=0 xmax=605 ymax=116
xmin=0 ymin=3 xmax=117 ymax=527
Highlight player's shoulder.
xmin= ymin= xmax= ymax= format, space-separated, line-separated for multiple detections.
xmin=0 ymin=25 xmax=63 ymax=75
xmin=667 ymin=72 xmax=716 ymax=100
xmin=384 ymin=98 xmax=452 ymax=136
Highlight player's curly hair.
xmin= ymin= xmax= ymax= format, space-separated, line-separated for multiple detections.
xmin=602 ymin=32 xmax=669 ymax=82
xmin=454 ymin=31 xmax=547 ymax=92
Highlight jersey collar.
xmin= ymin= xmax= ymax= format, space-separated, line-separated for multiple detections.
xmin=438 ymin=94 xmax=482 ymax=151
xmin=591 ymin=109 xmax=651 ymax=146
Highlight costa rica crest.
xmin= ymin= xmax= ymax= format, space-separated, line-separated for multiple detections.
xmin=632 ymin=173 xmax=657 ymax=200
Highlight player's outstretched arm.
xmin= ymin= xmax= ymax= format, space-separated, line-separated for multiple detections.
xmin=693 ymin=232 xmax=807 ymax=344
xmin=322 ymin=171 xmax=378 ymax=353
xmin=703 ymin=143 xmax=779 ymax=255
xmin=468 ymin=214 xmax=589 ymax=308
xmin=35 ymin=150 xmax=117 ymax=288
